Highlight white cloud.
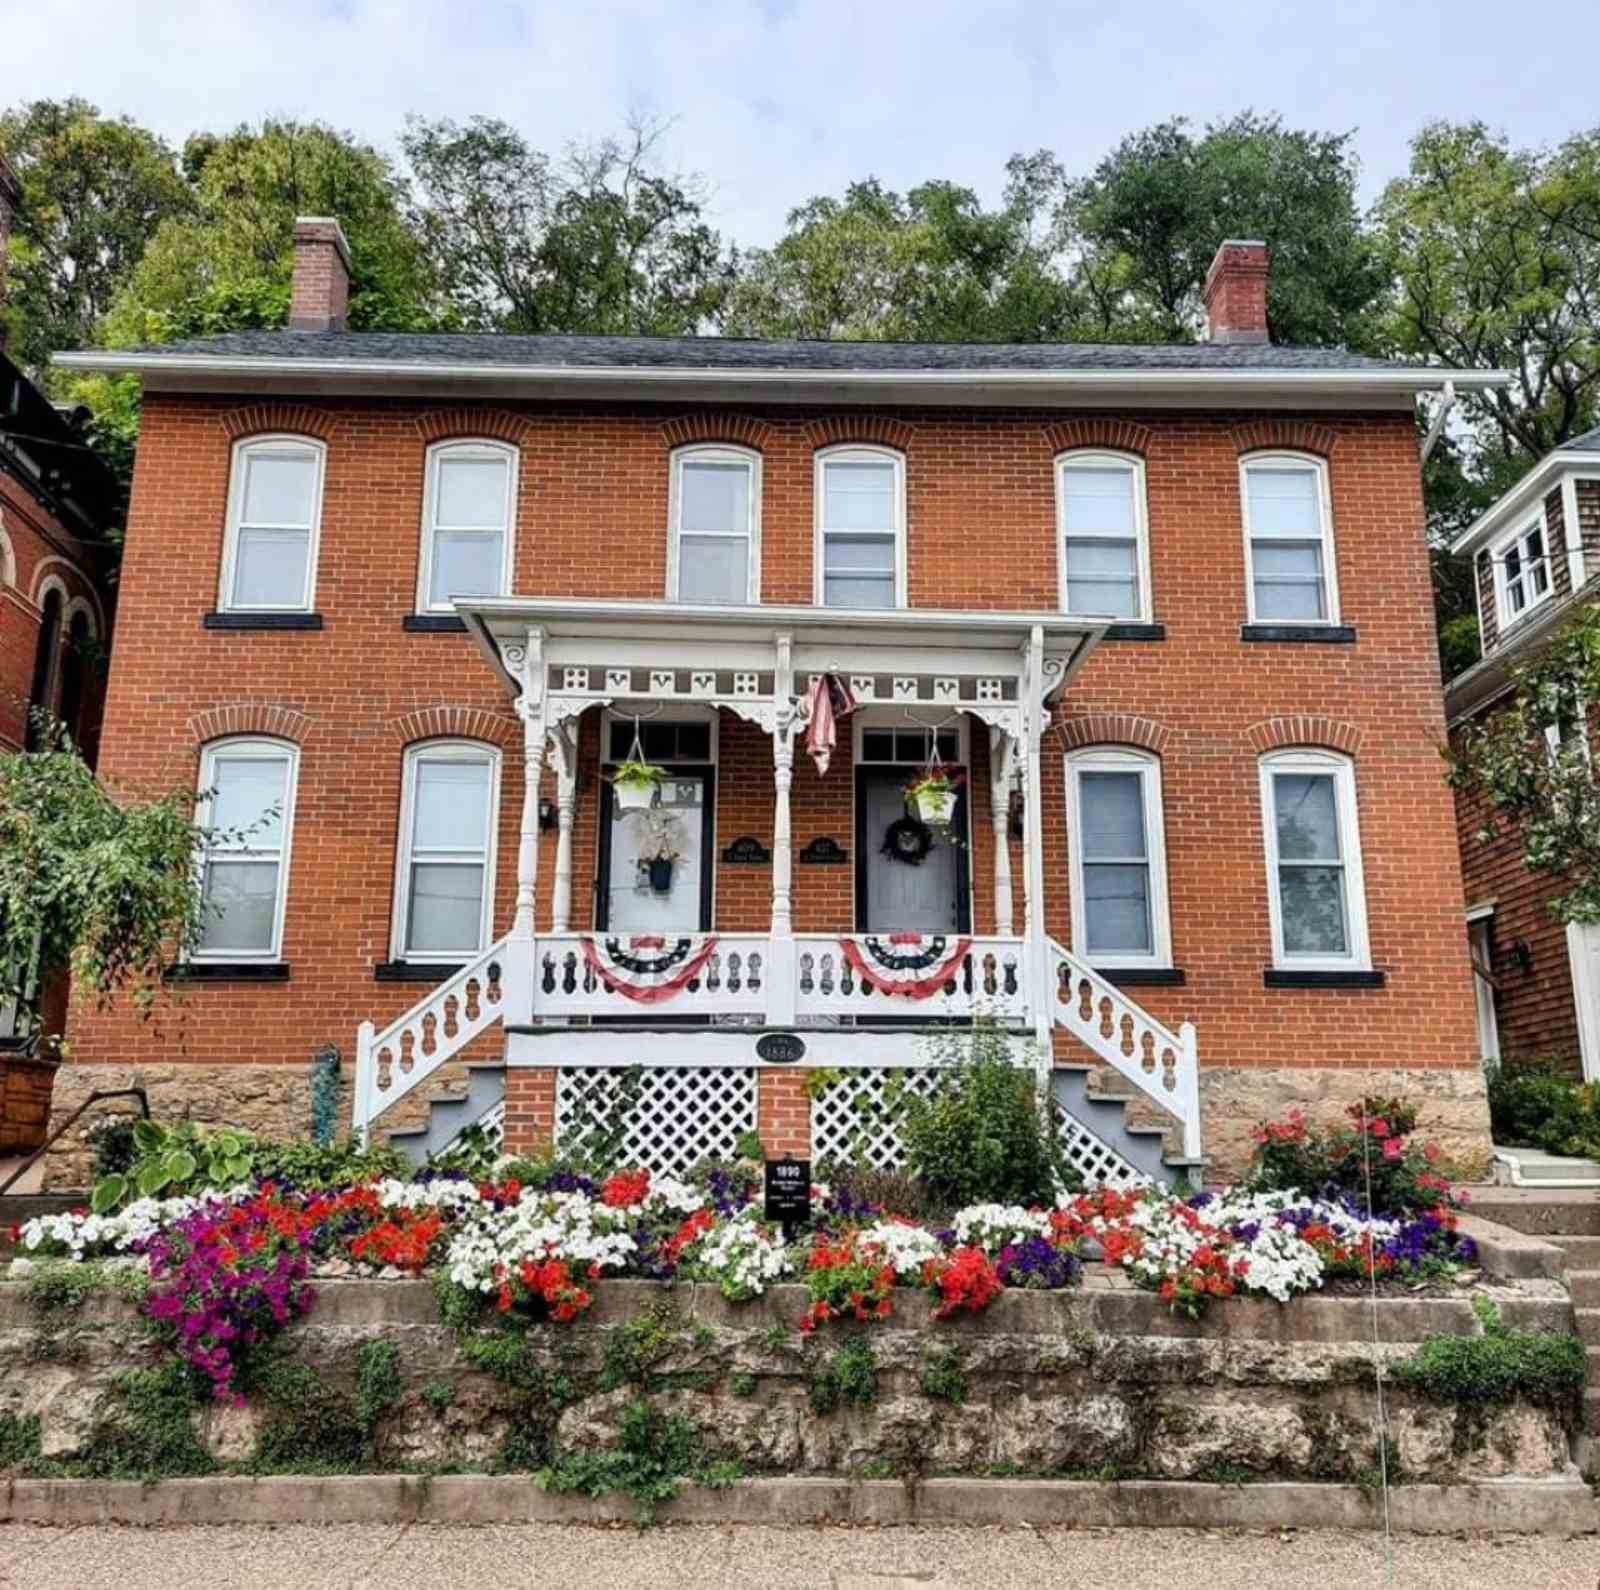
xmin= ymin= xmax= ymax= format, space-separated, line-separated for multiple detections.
xmin=9 ymin=0 xmax=1595 ymax=246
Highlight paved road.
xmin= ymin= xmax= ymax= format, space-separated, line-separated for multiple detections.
xmin=2 ymin=1522 xmax=1596 ymax=1589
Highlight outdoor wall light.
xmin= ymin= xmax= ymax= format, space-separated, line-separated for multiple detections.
xmin=538 ymin=797 xmax=557 ymax=830
xmin=1513 ymin=938 xmax=1534 ymax=975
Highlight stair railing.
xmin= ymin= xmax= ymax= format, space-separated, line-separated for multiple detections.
xmin=1046 ymin=938 xmax=1201 ymax=1162
xmin=354 ymin=939 xmax=509 ymax=1142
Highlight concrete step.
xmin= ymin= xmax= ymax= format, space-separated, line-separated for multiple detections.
xmin=1577 ymin=1314 xmax=1600 ymax=1348
xmin=1465 ymin=1189 xmax=1600 ymax=1237
xmin=1049 ymin=1068 xmax=1173 ymax=1186
xmin=1567 ymin=1271 xmax=1600 ymax=1309
xmin=1552 ymin=1235 xmax=1600 ymax=1269
xmin=386 ymin=1064 xmax=506 ymax=1166
xmin=1586 ymin=1386 xmax=1600 ymax=1439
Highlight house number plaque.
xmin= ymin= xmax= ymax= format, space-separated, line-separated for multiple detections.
xmin=799 ymin=836 xmax=848 ymax=865
xmin=721 ymin=835 xmax=772 ymax=865
xmin=755 ymin=1032 xmax=806 ymax=1064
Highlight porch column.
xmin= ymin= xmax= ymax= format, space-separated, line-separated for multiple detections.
xmin=767 ymin=633 xmax=798 ymax=1025
xmin=512 ymin=628 xmax=547 ymax=941
xmin=988 ymin=723 xmax=1015 ymax=936
xmin=1022 ymin=626 xmax=1053 ymax=1063
xmin=549 ymin=722 xmax=578 ymax=933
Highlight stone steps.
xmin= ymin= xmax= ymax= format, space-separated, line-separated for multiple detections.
xmin=1568 ymin=1271 xmax=1600 ymax=1309
xmin=1552 ymin=1235 xmax=1600 ymax=1268
xmin=1465 ymin=1189 xmax=1600 ymax=1236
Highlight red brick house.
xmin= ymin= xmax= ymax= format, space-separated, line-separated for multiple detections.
xmin=1446 ymin=426 xmax=1600 ymax=1087
xmin=43 ymin=222 xmax=1505 ymax=1186
xmin=0 ymin=157 xmax=122 ymax=1148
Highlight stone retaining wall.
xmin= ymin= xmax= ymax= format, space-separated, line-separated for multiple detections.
xmin=0 ymin=1278 xmax=1578 ymax=1486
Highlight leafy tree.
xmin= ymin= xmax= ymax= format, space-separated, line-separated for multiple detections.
xmin=0 ymin=725 xmax=221 ymax=1033
xmin=1060 ymin=112 xmax=1387 ymax=346
xmin=723 ymin=174 xmax=1081 ymax=341
xmin=1447 ymin=601 xmax=1600 ymax=925
xmin=403 ymin=115 xmax=730 ymax=333
xmin=1376 ymin=121 xmax=1600 ymax=464
xmin=0 ymin=99 xmax=189 ymax=372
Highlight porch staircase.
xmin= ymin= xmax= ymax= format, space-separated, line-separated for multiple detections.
xmin=355 ymin=934 xmax=1204 ymax=1186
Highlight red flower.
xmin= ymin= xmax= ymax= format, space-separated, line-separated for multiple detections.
xmin=600 ymin=1169 xmax=652 ymax=1208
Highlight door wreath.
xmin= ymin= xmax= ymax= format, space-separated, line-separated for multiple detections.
xmin=880 ymin=814 xmax=935 ymax=866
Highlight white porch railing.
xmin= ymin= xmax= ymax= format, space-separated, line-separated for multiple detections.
xmin=794 ymin=935 xmax=1030 ymax=1023
xmin=353 ymin=939 xmax=509 ymax=1139
xmin=1047 ymin=938 xmax=1200 ymax=1162
xmin=532 ymin=933 xmax=769 ymax=1021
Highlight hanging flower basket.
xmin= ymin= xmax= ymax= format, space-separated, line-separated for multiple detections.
xmin=611 ymin=759 xmax=665 ymax=812
xmin=905 ymin=768 xmax=964 ymax=828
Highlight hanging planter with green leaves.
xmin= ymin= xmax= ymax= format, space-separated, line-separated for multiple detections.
xmin=905 ymin=766 xmax=964 ymax=828
xmin=610 ymin=758 xmax=666 ymax=812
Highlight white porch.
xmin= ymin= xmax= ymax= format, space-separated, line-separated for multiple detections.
xmin=352 ymin=599 xmax=1202 ymax=1173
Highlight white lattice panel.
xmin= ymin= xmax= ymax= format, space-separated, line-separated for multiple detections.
xmin=445 ymin=1101 xmax=504 ymax=1157
xmin=1050 ymin=1100 xmax=1151 ymax=1191
xmin=808 ymin=1067 xmax=946 ymax=1169
xmin=554 ymin=1067 xmax=757 ymax=1173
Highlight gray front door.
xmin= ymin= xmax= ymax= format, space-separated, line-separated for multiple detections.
xmin=856 ymin=769 xmax=969 ymax=933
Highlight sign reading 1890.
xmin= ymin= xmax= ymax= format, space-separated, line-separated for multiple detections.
xmin=763 ymin=1157 xmax=811 ymax=1231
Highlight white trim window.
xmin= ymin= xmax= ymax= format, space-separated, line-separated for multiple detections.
xmin=668 ymin=444 xmax=760 ymax=604
xmin=815 ymin=445 xmax=905 ymax=609
xmin=1492 ymin=515 xmax=1553 ymax=627
xmin=1259 ymin=749 xmax=1371 ymax=971
xmin=1241 ymin=453 xmax=1339 ymax=624
xmin=393 ymin=741 xmax=501 ymax=961
xmin=219 ymin=436 xmax=325 ymax=612
xmin=418 ymin=440 xmax=518 ymax=613
xmin=1064 ymin=748 xmax=1172 ymax=968
xmin=1056 ymin=452 xmax=1151 ymax=621
xmin=194 ymin=738 xmax=298 ymax=961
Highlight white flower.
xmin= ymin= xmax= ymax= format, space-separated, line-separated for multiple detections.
xmin=857 ymin=1220 xmax=943 ymax=1278
xmin=685 ymin=1207 xmax=792 ymax=1301
xmin=443 ymin=1189 xmax=636 ymax=1293
xmin=951 ymin=1203 xmax=1052 ymax=1253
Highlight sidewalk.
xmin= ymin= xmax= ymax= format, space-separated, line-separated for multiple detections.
xmin=2 ymin=1522 xmax=1595 ymax=1590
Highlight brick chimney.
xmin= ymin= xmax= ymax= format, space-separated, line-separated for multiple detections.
xmin=288 ymin=216 xmax=352 ymax=333
xmin=1203 ymin=239 xmax=1269 ymax=345
xmin=0 ymin=152 xmax=21 ymax=355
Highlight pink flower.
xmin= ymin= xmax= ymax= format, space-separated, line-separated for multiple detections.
xmin=1370 ymin=1118 xmax=1390 ymax=1139
xmin=1381 ymin=1137 xmax=1403 ymax=1161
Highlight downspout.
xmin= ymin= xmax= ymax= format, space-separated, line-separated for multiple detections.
xmin=1420 ymin=380 xmax=1457 ymax=467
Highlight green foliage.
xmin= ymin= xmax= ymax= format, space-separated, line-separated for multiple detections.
xmin=354 ymin=1341 xmax=404 ymax=1438
xmin=422 ymin=1121 xmax=504 ymax=1179
xmin=85 ymin=1115 xmax=139 ymax=1179
xmin=1447 ymin=601 xmax=1600 ymax=926
xmin=0 ymin=1414 xmax=41 ymax=1470
xmin=67 ymin=1362 xmax=214 ymax=1480
xmin=310 ymin=1046 xmax=342 ymax=1145
xmin=249 ymin=1135 xmax=407 ymax=1192
xmin=93 ymin=1119 xmax=255 ymax=1212
xmin=1393 ymin=1297 xmax=1586 ymax=1409
xmin=556 ymin=1065 xmax=645 ymax=1175
xmin=896 ymin=1020 xmax=1077 ymax=1210
xmin=540 ymin=1396 xmax=736 ymax=1524
xmin=0 ymin=98 xmax=191 ymax=372
xmin=808 ymin=1336 xmax=878 ymax=1415
xmin=1487 ymin=1059 xmax=1600 ymax=1163
xmin=248 ymin=1359 xmax=366 ymax=1474
xmin=420 ymin=1380 xmax=456 ymax=1415
xmin=0 ymin=738 xmax=219 ymax=1033
xmin=919 ymin=1345 xmax=968 ymax=1405
xmin=729 ymin=1372 xmax=757 ymax=1399
xmin=23 ymin=1259 xmax=147 ymax=1316
xmin=814 ymin=1160 xmax=940 ymax=1221
xmin=597 ymin=1302 xmax=697 ymax=1393
xmin=403 ymin=115 xmax=729 ymax=336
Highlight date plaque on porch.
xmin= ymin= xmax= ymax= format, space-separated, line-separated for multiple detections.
xmin=721 ymin=835 xmax=772 ymax=865
xmin=799 ymin=836 xmax=848 ymax=865
xmin=756 ymin=1031 xmax=806 ymax=1064
xmin=764 ymin=1157 xmax=811 ymax=1229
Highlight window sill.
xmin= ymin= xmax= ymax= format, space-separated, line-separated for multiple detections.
xmin=402 ymin=614 xmax=468 ymax=633
xmin=204 ymin=612 xmax=323 ymax=631
xmin=168 ymin=962 xmax=291 ymax=982
xmin=1241 ymin=623 xmax=1357 ymax=644
xmin=1102 ymin=622 xmax=1167 ymax=642
xmin=1263 ymin=968 xmax=1385 ymax=989
xmin=375 ymin=960 xmax=466 ymax=982
xmin=1099 ymin=967 xmax=1186 ymax=987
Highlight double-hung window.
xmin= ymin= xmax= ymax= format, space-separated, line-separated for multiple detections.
xmin=220 ymin=436 xmax=324 ymax=612
xmin=418 ymin=440 xmax=517 ymax=612
xmin=1057 ymin=453 xmax=1150 ymax=621
xmin=1065 ymin=749 xmax=1172 ymax=968
xmin=669 ymin=445 xmax=759 ymax=604
xmin=1493 ymin=518 xmax=1553 ymax=626
xmin=815 ymin=447 xmax=904 ymax=609
xmin=394 ymin=742 xmax=500 ymax=960
xmin=1241 ymin=454 xmax=1338 ymax=624
xmin=194 ymin=739 xmax=298 ymax=961
xmin=1259 ymin=749 xmax=1371 ymax=970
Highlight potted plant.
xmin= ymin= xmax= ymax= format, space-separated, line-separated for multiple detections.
xmin=636 ymin=813 xmax=684 ymax=893
xmin=905 ymin=766 xmax=964 ymax=827
xmin=610 ymin=758 xmax=665 ymax=813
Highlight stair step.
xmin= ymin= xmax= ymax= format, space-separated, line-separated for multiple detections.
xmin=1577 ymin=1313 xmax=1600 ymax=1344
xmin=1567 ymin=1272 xmax=1600 ymax=1309
xmin=1464 ymin=1191 xmax=1600 ymax=1237
xmin=1554 ymin=1236 xmax=1600 ymax=1268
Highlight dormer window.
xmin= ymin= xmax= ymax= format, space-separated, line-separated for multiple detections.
xmin=1494 ymin=518 xmax=1552 ymax=626
xmin=669 ymin=445 xmax=760 ymax=604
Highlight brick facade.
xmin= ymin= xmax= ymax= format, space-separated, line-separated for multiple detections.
xmin=53 ymin=392 xmax=1486 ymax=1172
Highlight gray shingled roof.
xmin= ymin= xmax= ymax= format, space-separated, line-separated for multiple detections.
xmin=128 ymin=328 xmax=1412 ymax=373
xmin=1558 ymin=423 xmax=1600 ymax=453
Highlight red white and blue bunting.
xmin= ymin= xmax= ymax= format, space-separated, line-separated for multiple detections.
xmin=839 ymin=933 xmax=972 ymax=999
xmin=579 ymin=935 xmax=720 ymax=1003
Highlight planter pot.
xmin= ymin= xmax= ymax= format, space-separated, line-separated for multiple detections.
xmin=646 ymin=858 xmax=675 ymax=893
xmin=614 ymin=781 xmax=656 ymax=813
xmin=910 ymin=787 xmax=958 ymax=826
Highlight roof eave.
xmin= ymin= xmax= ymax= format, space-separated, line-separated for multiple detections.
xmin=1450 ymin=450 xmax=1600 ymax=556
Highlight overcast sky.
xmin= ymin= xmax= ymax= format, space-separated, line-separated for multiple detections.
xmin=6 ymin=0 xmax=1593 ymax=246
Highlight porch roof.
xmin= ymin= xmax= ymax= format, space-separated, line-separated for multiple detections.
xmin=456 ymin=597 xmax=1106 ymax=709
